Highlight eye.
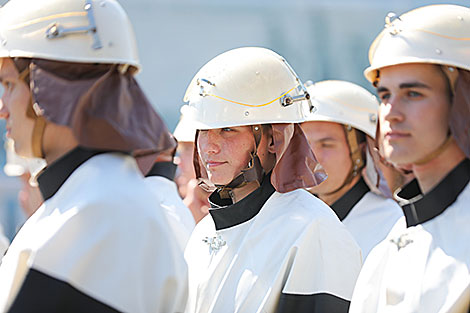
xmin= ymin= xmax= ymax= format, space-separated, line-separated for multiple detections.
xmin=221 ymin=127 xmax=233 ymax=132
xmin=407 ymin=90 xmax=422 ymax=98
xmin=321 ymin=143 xmax=335 ymax=148
xmin=378 ymin=92 xmax=390 ymax=102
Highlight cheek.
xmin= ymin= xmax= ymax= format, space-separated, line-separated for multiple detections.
xmin=226 ymin=139 xmax=252 ymax=165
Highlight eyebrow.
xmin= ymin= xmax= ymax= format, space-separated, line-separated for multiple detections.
xmin=376 ymin=82 xmax=431 ymax=93
xmin=317 ymin=137 xmax=337 ymax=143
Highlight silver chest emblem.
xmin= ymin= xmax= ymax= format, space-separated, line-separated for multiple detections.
xmin=203 ymin=235 xmax=226 ymax=254
xmin=390 ymin=234 xmax=413 ymax=251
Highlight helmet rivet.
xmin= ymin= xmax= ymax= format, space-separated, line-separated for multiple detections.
xmin=244 ymin=111 xmax=249 ymax=117
xmin=435 ymin=48 xmax=442 ymax=55
xmin=369 ymin=113 xmax=377 ymax=123
xmin=255 ymin=71 xmax=260 ymax=75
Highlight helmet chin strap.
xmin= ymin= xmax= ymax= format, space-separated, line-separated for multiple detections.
xmin=19 ymin=67 xmax=46 ymax=159
xmin=414 ymin=134 xmax=454 ymax=166
xmin=217 ymin=125 xmax=265 ymax=201
xmin=322 ymin=125 xmax=365 ymax=197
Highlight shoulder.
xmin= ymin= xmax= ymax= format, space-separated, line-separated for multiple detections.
xmin=454 ymin=181 xmax=470 ymax=208
xmin=265 ymin=189 xmax=340 ymax=224
xmin=349 ymin=192 xmax=403 ymax=220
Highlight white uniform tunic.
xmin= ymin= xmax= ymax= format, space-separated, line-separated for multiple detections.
xmin=0 ymin=148 xmax=188 ymax=313
xmin=145 ymin=162 xmax=195 ymax=250
xmin=350 ymin=158 xmax=470 ymax=313
xmin=330 ymin=177 xmax=403 ymax=259
xmin=184 ymin=174 xmax=362 ymax=313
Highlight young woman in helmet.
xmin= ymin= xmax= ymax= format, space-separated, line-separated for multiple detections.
xmin=0 ymin=0 xmax=187 ymax=312
xmin=350 ymin=4 xmax=470 ymax=312
xmin=301 ymin=80 xmax=403 ymax=259
xmin=183 ymin=47 xmax=362 ymax=313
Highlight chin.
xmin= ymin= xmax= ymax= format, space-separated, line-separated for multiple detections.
xmin=385 ymin=151 xmax=416 ymax=166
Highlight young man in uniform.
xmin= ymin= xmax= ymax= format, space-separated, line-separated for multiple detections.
xmin=183 ymin=47 xmax=362 ymax=313
xmin=0 ymin=0 xmax=187 ymax=312
xmin=350 ymin=4 xmax=470 ymax=312
xmin=301 ymin=80 xmax=403 ymax=259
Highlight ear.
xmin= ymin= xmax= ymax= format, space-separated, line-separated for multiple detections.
xmin=262 ymin=125 xmax=276 ymax=154
xmin=267 ymin=132 xmax=276 ymax=154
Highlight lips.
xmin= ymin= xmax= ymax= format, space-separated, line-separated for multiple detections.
xmin=205 ymin=161 xmax=226 ymax=168
xmin=384 ymin=130 xmax=410 ymax=140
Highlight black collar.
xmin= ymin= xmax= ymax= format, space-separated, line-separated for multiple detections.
xmin=331 ymin=176 xmax=370 ymax=221
xmin=209 ymin=173 xmax=275 ymax=231
xmin=145 ymin=162 xmax=177 ymax=181
xmin=396 ymin=158 xmax=470 ymax=227
xmin=37 ymin=147 xmax=110 ymax=201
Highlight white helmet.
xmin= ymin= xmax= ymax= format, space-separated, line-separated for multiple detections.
xmin=365 ymin=4 xmax=470 ymax=82
xmin=304 ymin=80 xmax=378 ymax=138
xmin=0 ymin=0 xmax=139 ymax=70
xmin=173 ymin=105 xmax=197 ymax=143
xmin=183 ymin=47 xmax=312 ymax=129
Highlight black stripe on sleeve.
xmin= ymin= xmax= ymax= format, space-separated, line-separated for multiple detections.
xmin=8 ymin=268 xmax=121 ymax=313
xmin=275 ymin=292 xmax=350 ymax=313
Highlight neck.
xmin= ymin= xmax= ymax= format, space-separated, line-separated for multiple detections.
xmin=42 ymin=124 xmax=79 ymax=165
xmin=412 ymin=141 xmax=465 ymax=194
xmin=316 ymin=174 xmax=361 ymax=206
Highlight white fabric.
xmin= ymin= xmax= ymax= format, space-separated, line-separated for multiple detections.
xmin=184 ymin=189 xmax=362 ymax=313
xmin=343 ymin=191 xmax=403 ymax=260
xmin=145 ymin=176 xmax=195 ymax=251
xmin=350 ymin=182 xmax=470 ymax=313
xmin=0 ymin=153 xmax=188 ymax=313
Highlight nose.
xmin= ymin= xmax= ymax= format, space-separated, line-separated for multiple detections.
xmin=381 ymin=95 xmax=404 ymax=124
xmin=0 ymin=99 xmax=9 ymax=119
xmin=197 ymin=129 xmax=221 ymax=156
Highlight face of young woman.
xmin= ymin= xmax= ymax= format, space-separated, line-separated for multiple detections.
xmin=197 ymin=125 xmax=270 ymax=186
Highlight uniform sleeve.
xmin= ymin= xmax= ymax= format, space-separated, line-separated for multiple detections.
xmin=275 ymin=218 xmax=362 ymax=313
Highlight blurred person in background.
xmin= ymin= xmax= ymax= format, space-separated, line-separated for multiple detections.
xmin=0 ymin=138 xmax=45 ymax=264
xmin=4 ymin=138 xmax=44 ymax=218
xmin=173 ymin=104 xmax=210 ymax=223
xmin=144 ymin=143 xmax=195 ymax=250
xmin=0 ymin=0 xmax=187 ymax=312
xmin=0 ymin=225 xmax=7 ymax=264
xmin=350 ymin=4 xmax=470 ymax=312
xmin=301 ymin=80 xmax=403 ymax=259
